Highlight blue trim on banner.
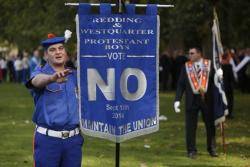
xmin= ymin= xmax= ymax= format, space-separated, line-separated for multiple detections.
xmin=100 ymin=3 xmax=112 ymax=15
xmin=125 ymin=4 xmax=135 ymax=14
xmin=146 ymin=4 xmax=158 ymax=15
xmin=78 ymin=3 xmax=91 ymax=15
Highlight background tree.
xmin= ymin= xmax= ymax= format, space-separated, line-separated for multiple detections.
xmin=0 ymin=0 xmax=249 ymax=53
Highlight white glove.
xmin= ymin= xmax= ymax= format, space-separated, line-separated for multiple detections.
xmin=216 ymin=68 xmax=223 ymax=80
xmin=64 ymin=29 xmax=72 ymax=43
xmin=174 ymin=101 xmax=181 ymax=113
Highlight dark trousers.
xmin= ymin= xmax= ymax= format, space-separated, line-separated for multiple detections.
xmin=34 ymin=132 xmax=84 ymax=167
xmin=185 ymin=100 xmax=216 ymax=153
xmin=2 ymin=69 xmax=7 ymax=81
xmin=225 ymin=90 xmax=234 ymax=117
xmin=22 ymin=68 xmax=30 ymax=83
xmin=15 ymin=70 xmax=22 ymax=83
xmin=161 ymin=71 xmax=169 ymax=91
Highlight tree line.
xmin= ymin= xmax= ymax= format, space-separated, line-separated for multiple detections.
xmin=0 ymin=0 xmax=249 ymax=53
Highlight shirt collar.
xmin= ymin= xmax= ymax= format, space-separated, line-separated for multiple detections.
xmin=194 ymin=58 xmax=203 ymax=67
xmin=43 ymin=63 xmax=69 ymax=74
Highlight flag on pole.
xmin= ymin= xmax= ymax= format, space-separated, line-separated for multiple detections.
xmin=76 ymin=3 xmax=159 ymax=143
xmin=212 ymin=9 xmax=228 ymax=126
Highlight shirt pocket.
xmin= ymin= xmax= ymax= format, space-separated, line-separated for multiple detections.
xmin=46 ymin=82 xmax=62 ymax=92
xmin=45 ymin=83 xmax=65 ymax=115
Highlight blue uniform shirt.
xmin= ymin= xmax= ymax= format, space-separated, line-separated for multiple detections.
xmin=27 ymin=63 xmax=79 ymax=130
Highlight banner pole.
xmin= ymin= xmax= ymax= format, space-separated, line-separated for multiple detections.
xmin=116 ymin=143 xmax=120 ymax=167
xmin=65 ymin=3 xmax=174 ymax=8
xmin=116 ymin=1 xmax=122 ymax=166
xmin=220 ymin=122 xmax=226 ymax=153
xmin=118 ymin=0 xmax=123 ymax=13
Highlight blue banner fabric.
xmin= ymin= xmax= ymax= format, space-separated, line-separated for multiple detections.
xmin=76 ymin=4 xmax=159 ymax=142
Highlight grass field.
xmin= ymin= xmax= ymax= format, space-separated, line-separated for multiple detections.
xmin=0 ymin=83 xmax=249 ymax=167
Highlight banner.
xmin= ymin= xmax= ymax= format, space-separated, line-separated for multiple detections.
xmin=212 ymin=9 xmax=228 ymax=125
xmin=76 ymin=3 xmax=159 ymax=142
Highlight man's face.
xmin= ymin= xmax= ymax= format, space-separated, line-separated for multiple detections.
xmin=45 ymin=43 xmax=67 ymax=66
xmin=189 ymin=48 xmax=201 ymax=62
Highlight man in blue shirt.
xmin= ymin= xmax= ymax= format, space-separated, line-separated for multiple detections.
xmin=26 ymin=32 xmax=83 ymax=167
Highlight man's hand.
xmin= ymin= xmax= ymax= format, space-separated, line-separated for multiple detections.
xmin=215 ymin=68 xmax=223 ymax=80
xmin=50 ymin=69 xmax=72 ymax=83
xmin=174 ymin=101 xmax=181 ymax=113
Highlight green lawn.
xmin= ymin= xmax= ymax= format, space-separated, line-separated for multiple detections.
xmin=0 ymin=83 xmax=249 ymax=167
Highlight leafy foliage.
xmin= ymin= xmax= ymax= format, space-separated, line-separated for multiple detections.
xmin=0 ymin=0 xmax=249 ymax=51
xmin=0 ymin=0 xmax=76 ymax=51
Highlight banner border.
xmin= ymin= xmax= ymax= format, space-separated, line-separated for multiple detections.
xmin=76 ymin=14 xmax=84 ymax=133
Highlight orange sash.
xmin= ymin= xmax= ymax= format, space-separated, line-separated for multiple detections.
xmin=185 ymin=59 xmax=211 ymax=95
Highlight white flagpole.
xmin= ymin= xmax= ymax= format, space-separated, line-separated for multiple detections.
xmin=65 ymin=3 xmax=174 ymax=8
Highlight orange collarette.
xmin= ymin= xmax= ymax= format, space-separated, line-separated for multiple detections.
xmin=185 ymin=59 xmax=211 ymax=95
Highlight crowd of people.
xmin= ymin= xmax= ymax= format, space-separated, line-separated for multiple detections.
xmin=1 ymin=47 xmax=249 ymax=94
xmin=159 ymin=48 xmax=250 ymax=94
xmin=159 ymin=49 xmax=188 ymax=91
xmin=0 ymin=48 xmax=77 ymax=84
xmin=0 ymin=49 xmax=41 ymax=84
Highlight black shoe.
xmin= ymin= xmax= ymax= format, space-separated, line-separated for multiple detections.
xmin=209 ymin=151 xmax=218 ymax=157
xmin=187 ymin=152 xmax=197 ymax=159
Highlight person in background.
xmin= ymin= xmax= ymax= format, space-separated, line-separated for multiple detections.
xmin=175 ymin=49 xmax=188 ymax=83
xmin=22 ymin=51 xmax=30 ymax=83
xmin=221 ymin=49 xmax=235 ymax=118
xmin=171 ymin=49 xmax=188 ymax=90
xmin=7 ymin=55 xmax=16 ymax=82
xmin=29 ymin=49 xmax=41 ymax=73
xmin=159 ymin=51 xmax=172 ymax=91
xmin=14 ymin=54 xmax=23 ymax=83
xmin=0 ymin=56 xmax=7 ymax=82
xmin=174 ymin=46 xmax=222 ymax=159
xmin=237 ymin=49 xmax=249 ymax=93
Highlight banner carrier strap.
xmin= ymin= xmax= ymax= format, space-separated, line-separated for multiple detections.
xmin=65 ymin=3 xmax=174 ymax=8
